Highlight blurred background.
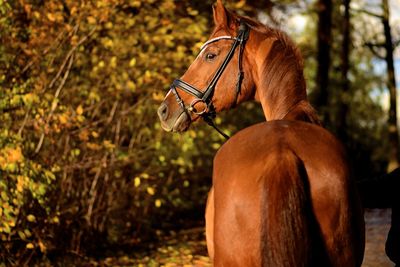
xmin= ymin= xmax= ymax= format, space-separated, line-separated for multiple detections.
xmin=0 ymin=0 xmax=399 ymax=265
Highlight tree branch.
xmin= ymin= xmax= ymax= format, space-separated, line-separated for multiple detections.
xmin=34 ymin=26 xmax=97 ymax=155
xmin=353 ymin=8 xmax=383 ymax=19
xmin=394 ymin=39 xmax=400 ymax=48
xmin=34 ymin=54 xmax=74 ymax=154
xmin=364 ymin=42 xmax=385 ymax=59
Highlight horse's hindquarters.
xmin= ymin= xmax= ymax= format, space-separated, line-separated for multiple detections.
xmin=212 ymin=161 xmax=263 ymax=266
xmin=210 ymin=121 xmax=365 ymax=267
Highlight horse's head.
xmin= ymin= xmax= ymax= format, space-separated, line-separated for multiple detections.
xmin=158 ymin=1 xmax=255 ymax=132
xmin=158 ymin=1 xmax=321 ymax=133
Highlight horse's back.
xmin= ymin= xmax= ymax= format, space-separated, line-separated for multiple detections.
xmin=215 ymin=120 xmax=348 ymax=178
xmin=211 ymin=120 xmax=364 ymax=267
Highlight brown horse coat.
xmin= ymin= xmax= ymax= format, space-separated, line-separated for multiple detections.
xmin=207 ymin=121 xmax=364 ymax=266
xmin=158 ymin=1 xmax=365 ymax=266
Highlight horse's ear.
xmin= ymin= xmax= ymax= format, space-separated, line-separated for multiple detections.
xmin=213 ymin=0 xmax=234 ymax=28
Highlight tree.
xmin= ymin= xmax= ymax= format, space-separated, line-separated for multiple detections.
xmin=382 ymin=0 xmax=399 ymax=172
xmin=359 ymin=0 xmax=400 ymax=171
xmin=337 ymin=0 xmax=351 ymax=143
xmin=315 ymin=0 xmax=333 ymax=124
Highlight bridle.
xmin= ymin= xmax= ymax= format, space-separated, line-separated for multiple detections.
xmin=169 ymin=21 xmax=250 ymax=139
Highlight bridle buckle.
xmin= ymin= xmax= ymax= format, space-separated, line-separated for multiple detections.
xmin=188 ymin=98 xmax=208 ymax=115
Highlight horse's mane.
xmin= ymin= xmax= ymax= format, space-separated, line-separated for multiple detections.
xmin=238 ymin=15 xmax=321 ymax=124
xmin=237 ymin=14 xmax=305 ymax=78
xmin=211 ymin=12 xmax=303 ymax=70
xmin=211 ymin=11 xmax=320 ymax=124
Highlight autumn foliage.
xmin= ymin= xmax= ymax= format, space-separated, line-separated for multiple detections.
xmin=0 ymin=0 xmax=227 ymax=264
xmin=0 ymin=0 xmax=396 ymax=265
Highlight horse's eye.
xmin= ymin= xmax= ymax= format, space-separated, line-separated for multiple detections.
xmin=205 ymin=53 xmax=217 ymax=61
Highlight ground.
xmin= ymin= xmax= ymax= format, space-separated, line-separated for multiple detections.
xmin=41 ymin=209 xmax=393 ymax=266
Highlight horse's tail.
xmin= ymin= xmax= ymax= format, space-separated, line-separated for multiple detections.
xmin=260 ymin=148 xmax=311 ymax=267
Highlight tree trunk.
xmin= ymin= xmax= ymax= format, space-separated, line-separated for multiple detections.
xmin=382 ymin=0 xmax=400 ymax=172
xmin=337 ymin=0 xmax=351 ymax=143
xmin=315 ymin=0 xmax=333 ymax=125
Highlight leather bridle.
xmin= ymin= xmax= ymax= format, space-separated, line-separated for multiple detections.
xmin=169 ymin=22 xmax=250 ymax=139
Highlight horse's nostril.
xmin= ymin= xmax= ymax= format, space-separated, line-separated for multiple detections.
xmin=157 ymin=103 xmax=169 ymax=121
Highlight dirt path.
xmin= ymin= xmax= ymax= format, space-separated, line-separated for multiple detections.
xmin=363 ymin=208 xmax=394 ymax=267
xmin=100 ymin=209 xmax=394 ymax=266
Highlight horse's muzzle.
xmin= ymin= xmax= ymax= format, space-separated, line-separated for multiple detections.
xmin=157 ymin=102 xmax=169 ymax=121
xmin=158 ymin=102 xmax=191 ymax=132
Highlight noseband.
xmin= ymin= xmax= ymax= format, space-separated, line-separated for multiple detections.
xmin=169 ymin=22 xmax=250 ymax=139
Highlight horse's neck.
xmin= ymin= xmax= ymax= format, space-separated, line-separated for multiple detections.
xmin=257 ymin=88 xmax=320 ymax=125
xmin=256 ymin=82 xmax=321 ymax=125
xmin=253 ymin=34 xmax=321 ymax=125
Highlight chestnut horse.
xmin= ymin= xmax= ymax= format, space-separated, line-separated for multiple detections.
xmin=158 ymin=2 xmax=365 ymax=266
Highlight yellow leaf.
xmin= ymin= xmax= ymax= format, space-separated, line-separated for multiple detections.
xmin=110 ymin=57 xmax=117 ymax=68
xmin=76 ymin=115 xmax=85 ymax=122
xmin=24 ymin=229 xmax=32 ymax=238
xmin=47 ymin=13 xmax=56 ymax=22
xmin=127 ymin=80 xmax=136 ymax=92
xmin=91 ymin=131 xmax=99 ymax=138
xmin=146 ymin=187 xmax=155 ymax=195
xmin=26 ymin=243 xmax=34 ymax=249
xmin=22 ymin=93 xmax=39 ymax=106
xmin=33 ymin=11 xmax=40 ymax=19
xmin=9 ymin=220 xmax=15 ymax=227
xmin=129 ymin=58 xmax=136 ymax=67
xmin=105 ymin=22 xmax=113 ymax=29
xmin=18 ymin=231 xmax=26 ymax=240
xmin=152 ymin=92 xmax=164 ymax=101
xmin=87 ymin=142 xmax=101 ymax=151
xmin=103 ymin=140 xmax=115 ymax=150
xmin=59 ymin=114 xmax=68 ymax=125
xmin=70 ymin=7 xmax=77 ymax=15
xmin=212 ymin=143 xmax=221 ymax=150
xmin=144 ymin=70 xmax=151 ymax=78
xmin=6 ymin=147 xmax=24 ymax=163
xmin=16 ymin=176 xmax=25 ymax=192
xmin=134 ymin=177 xmax=141 ymax=187
xmin=52 ymin=216 xmax=59 ymax=224
xmin=76 ymin=105 xmax=83 ymax=115
xmin=27 ymin=214 xmax=36 ymax=222
xmin=70 ymin=35 xmax=79 ymax=46
xmin=155 ymin=199 xmax=162 ymax=208
xmin=38 ymin=240 xmax=46 ymax=253
xmin=87 ymin=16 xmax=96 ymax=24
xmin=235 ymin=0 xmax=246 ymax=8
xmin=187 ymin=8 xmax=198 ymax=16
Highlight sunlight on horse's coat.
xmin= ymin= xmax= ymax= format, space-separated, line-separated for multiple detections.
xmin=158 ymin=1 xmax=365 ymax=266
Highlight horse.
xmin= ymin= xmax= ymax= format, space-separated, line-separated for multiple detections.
xmin=157 ymin=1 xmax=365 ymax=266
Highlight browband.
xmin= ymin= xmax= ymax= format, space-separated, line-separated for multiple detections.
xmin=200 ymin=36 xmax=237 ymax=51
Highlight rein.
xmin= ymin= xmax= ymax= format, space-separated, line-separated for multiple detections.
xmin=169 ymin=22 xmax=250 ymax=139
